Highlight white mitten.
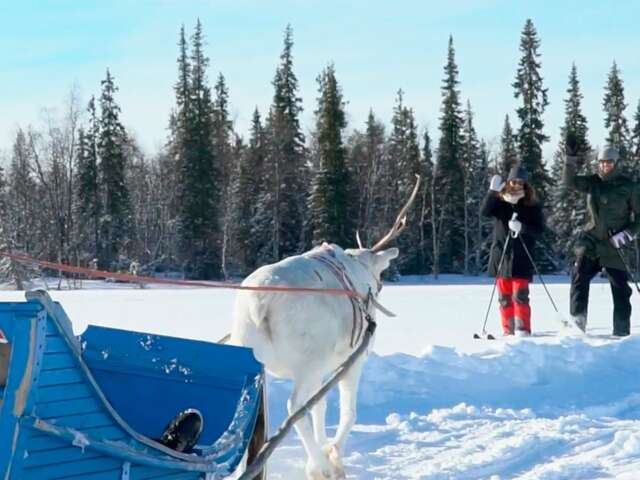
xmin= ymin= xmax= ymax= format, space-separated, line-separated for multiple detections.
xmin=508 ymin=218 xmax=522 ymax=236
xmin=489 ymin=175 xmax=505 ymax=192
xmin=610 ymin=230 xmax=633 ymax=249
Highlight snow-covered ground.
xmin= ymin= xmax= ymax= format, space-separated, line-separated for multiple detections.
xmin=2 ymin=275 xmax=639 ymax=479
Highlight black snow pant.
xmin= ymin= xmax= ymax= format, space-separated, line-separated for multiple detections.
xmin=570 ymin=254 xmax=631 ymax=336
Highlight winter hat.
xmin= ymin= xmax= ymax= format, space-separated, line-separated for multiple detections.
xmin=507 ymin=164 xmax=528 ymax=183
xmin=598 ymin=146 xmax=620 ymax=163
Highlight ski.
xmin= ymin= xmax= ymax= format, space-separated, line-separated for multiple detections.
xmin=473 ymin=332 xmax=496 ymax=340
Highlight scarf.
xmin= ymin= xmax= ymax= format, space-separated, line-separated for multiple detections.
xmin=502 ymin=190 xmax=524 ymax=205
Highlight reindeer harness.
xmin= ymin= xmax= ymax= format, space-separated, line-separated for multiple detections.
xmin=309 ymin=245 xmax=394 ymax=348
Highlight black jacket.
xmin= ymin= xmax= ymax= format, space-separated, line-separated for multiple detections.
xmin=564 ymin=156 xmax=640 ymax=269
xmin=481 ymin=192 xmax=545 ymax=279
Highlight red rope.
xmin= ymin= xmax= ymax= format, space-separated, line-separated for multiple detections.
xmin=0 ymin=251 xmax=365 ymax=301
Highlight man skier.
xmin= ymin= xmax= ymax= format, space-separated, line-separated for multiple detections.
xmin=564 ymin=133 xmax=640 ymax=336
xmin=482 ymin=164 xmax=545 ymax=336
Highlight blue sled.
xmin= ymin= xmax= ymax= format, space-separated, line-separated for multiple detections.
xmin=0 ymin=290 xmax=266 ymax=479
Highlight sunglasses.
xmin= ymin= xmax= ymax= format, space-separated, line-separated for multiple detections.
xmin=599 ymin=159 xmax=615 ymax=164
xmin=508 ymin=179 xmax=525 ymax=186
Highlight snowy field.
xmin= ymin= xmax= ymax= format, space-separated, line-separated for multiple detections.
xmin=2 ymin=275 xmax=640 ymax=479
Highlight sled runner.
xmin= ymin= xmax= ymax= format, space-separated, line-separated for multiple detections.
xmin=0 ymin=290 xmax=266 ymax=479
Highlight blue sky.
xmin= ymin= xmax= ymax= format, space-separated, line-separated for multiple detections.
xmin=1 ymin=0 xmax=639 ymax=162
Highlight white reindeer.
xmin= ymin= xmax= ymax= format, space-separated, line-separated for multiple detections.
xmin=230 ymin=179 xmax=419 ymax=480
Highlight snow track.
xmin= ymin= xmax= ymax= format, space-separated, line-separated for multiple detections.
xmin=269 ymin=337 xmax=640 ymax=478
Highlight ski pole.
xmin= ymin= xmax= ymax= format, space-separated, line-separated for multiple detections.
xmin=517 ymin=234 xmax=561 ymax=314
xmin=613 ymin=244 xmax=640 ymax=294
xmin=476 ymin=213 xmax=517 ymax=338
xmin=607 ymin=229 xmax=640 ymax=294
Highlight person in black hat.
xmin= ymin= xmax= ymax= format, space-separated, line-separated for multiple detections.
xmin=481 ymin=164 xmax=545 ymax=336
xmin=564 ymin=134 xmax=640 ymax=336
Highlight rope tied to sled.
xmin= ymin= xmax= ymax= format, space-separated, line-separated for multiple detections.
xmin=0 ymin=250 xmax=397 ymax=318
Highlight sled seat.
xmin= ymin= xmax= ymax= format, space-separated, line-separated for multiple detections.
xmin=0 ymin=290 xmax=266 ymax=480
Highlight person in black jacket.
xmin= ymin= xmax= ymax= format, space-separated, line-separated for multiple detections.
xmin=481 ymin=164 xmax=545 ymax=336
xmin=563 ymin=137 xmax=640 ymax=335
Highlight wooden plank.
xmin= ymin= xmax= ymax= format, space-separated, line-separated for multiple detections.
xmin=38 ymin=367 xmax=84 ymax=387
xmin=37 ymin=382 xmax=92 ymax=403
xmin=28 ymin=426 xmax=126 ymax=451
xmin=46 ymin=321 xmax=60 ymax=335
xmin=20 ymin=457 xmax=121 ymax=479
xmin=49 ymin=412 xmax=115 ymax=430
xmin=134 ymin=468 xmax=202 ymax=480
xmin=36 ymin=396 xmax=102 ymax=419
xmin=56 ymin=468 xmax=122 ymax=479
xmin=41 ymin=352 xmax=76 ymax=370
xmin=22 ymin=445 xmax=102 ymax=468
xmin=45 ymin=336 xmax=70 ymax=354
xmin=55 ymin=468 xmax=122 ymax=479
xmin=23 ymin=434 xmax=67 ymax=452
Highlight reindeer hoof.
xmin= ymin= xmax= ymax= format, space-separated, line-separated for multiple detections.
xmin=305 ymin=459 xmax=334 ymax=480
xmin=323 ymin=444 xmax=346 ymax=479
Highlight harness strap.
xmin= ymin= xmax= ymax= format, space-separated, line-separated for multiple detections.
xmin=311 ymin=254 xmax=365 ymax=347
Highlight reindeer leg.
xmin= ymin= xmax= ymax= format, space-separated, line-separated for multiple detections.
xmin=289 ymin=380 xmax=334 ymax=480
xmin=326 ymin=356 xmax=366 ymax=479
xmin=310 ymin=392 xmax=328 ymax=446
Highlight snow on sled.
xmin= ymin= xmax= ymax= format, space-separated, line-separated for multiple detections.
xmin=0 ymin=290 xmax=267 ymax=480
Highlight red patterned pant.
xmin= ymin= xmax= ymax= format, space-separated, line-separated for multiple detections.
xmin=497 ymin=278 xmax=531 ymax=334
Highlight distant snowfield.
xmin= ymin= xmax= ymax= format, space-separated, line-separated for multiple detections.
xmin=2 ymin=276 xmax=639 ymax=479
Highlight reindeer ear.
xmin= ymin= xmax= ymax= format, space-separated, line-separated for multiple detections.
xmin=374 ymin=248 xmax=399 ymax=272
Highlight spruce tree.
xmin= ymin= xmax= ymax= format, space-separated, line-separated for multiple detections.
xmin=7 ymin=129 xmax=38 ymax=254
xmin=76 ymin=97 xmax=101 ymax=261
xmin=394 ymin=102 xmax=425 ymax=274
xmin=499 ymin=114 xmax=518 ymax=177
xmin=175 ymin=20 xmax=220 ymax=278
xmin=461 ymin=100 xmax=483 ymax=274
xmin=309 ymin=64 xmax=351 ymax=247
xmin=512 ymin=19 xmax=556 ymax=271
xmin=422 ymin=128 xmax=435 ymax=274
xmin=603 ymin=61 xmax=630 ymax=160
xmin=630 ymin=100 xmax=640 ymax=179
xmin=234 ymin=108 xmax=267 ymax=270
xmin=433 ymin=36 xmax=465 ymax=273
xmin=97 ymin=69 xmax=131 ymax=269
xmin=512 ymin=18 xmax=550 ymax=199
xmin=165 ymin=24 xmax=190 ymax=269
xmin=475 ymin=140 xmax=492 ymax=272
xmin=256 ymin=24 xmax=308 ymax=263
xmin=213 ymin=73 xmax=235 ymax=278
xmin=548 ymin=64 xmax=592 ymax=271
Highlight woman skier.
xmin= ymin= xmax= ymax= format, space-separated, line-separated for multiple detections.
xmin=481 ymin=164 xmax=545 ymax=336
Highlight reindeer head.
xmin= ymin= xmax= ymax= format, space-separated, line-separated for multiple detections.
xmin=344 ymin=175 xmax=420 ymax=284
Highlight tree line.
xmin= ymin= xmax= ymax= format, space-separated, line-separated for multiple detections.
xmin=2 ymin=18 xmax=640 ymax=285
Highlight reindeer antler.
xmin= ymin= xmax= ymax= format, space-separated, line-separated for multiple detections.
xmin=369 ymin=175 xmax=421 ymax=253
